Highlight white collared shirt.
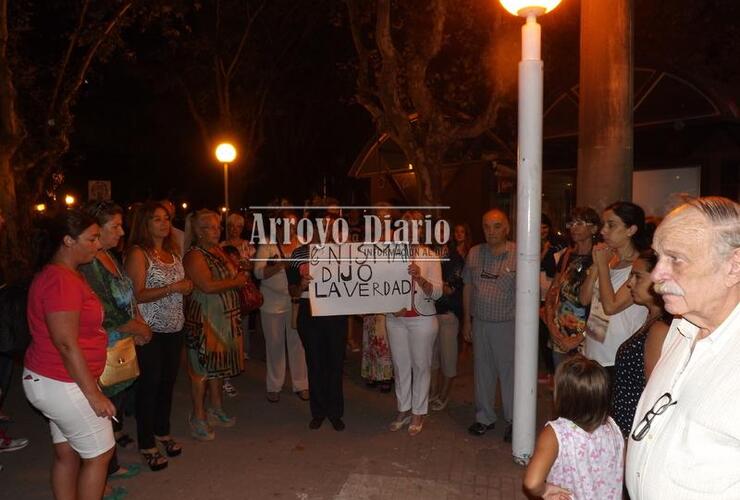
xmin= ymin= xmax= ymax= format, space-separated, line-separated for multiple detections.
xmin=626 ymin=302 xmax=740 ymax=499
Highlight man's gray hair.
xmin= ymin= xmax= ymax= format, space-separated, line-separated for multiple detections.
xmin=681 ymin=196 xmax=740 ymax=259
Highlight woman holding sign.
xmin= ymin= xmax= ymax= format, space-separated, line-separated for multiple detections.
xmin=386 ymin=211 xmax=443 ymax=436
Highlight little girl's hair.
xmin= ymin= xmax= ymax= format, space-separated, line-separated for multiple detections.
xmin=554 ymin=355 xmax=611 ymax=432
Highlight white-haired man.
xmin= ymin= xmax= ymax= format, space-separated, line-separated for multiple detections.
xmin=626 ymin=196 xmax=740 ymax=499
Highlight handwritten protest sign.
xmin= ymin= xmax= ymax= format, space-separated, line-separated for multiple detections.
xmin=308 ymin=242 xmax=412 ymax=316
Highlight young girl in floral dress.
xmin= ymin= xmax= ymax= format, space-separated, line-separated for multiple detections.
xmin=524 ymin=355 xmax=624 ymax=500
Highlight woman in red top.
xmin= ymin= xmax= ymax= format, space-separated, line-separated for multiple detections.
xmin=22 ymin=209 xmax=116 ymax=500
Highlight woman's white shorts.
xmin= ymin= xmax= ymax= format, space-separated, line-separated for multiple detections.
xmin=22 ymin=368 xmax=114 ymax=459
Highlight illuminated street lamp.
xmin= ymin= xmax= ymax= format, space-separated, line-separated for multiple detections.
xmin=499 ymin=0 xmax=561 ymax=464
xmin=215 ymin=142 xmax=237 ymax=211
xmin=181 ymin=202 xmax=188 ymax=210
xmin=35 ymin=203 xmax=47 ymax=213
xmin=64 ymin=195 xmax=76 ymax=207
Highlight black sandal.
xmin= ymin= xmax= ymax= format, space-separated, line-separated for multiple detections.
xmin=115 ymin=433 xmax=134 ymax=449
xmin=141 ymin=449 xmax=168 ymax=471
xmin=156 ymin=438 xmax=182 ymax=457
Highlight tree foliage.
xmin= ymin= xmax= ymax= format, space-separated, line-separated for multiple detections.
xmin=344 ymin=0 xmax=518 ymax=205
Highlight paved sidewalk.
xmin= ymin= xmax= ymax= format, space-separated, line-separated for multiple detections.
xmin=2 ymin=344 xmax=552 ymax=499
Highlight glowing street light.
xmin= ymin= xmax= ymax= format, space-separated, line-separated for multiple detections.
xmin=35 ymin=203 xmax=47 ymax=213
xmin=181 ymin=202 xmax=188 ymax=210
xmin=499 ymin=0 xmax=561 ymax=16
xmin=215 ymin=142 xmax=237 ymax=211
xmin=64 ymin=195 xmax=75 ymax=207
xmin=499 ymin=0 xmax=561 ymax=464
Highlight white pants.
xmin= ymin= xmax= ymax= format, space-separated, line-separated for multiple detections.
xmin=432 ymin=312 xmax=459 ymax=378
xmin=260 ymin=310 xmax=308 ymax=392
xmin=386 ymin=315 xmax=438 ymax=415
xmin=22 ymin=369 xmax=115 ymax=459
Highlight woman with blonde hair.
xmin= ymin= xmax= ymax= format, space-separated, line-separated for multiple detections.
xmin=182 ymin=210 xmax=247 ymax=440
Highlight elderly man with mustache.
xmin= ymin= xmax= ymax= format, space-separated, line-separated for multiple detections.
xmin=626 ymin=196 xmax=740 ymax=500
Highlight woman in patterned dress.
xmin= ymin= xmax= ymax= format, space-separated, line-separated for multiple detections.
xmin=125 ymin=202 xmax=192 ymax=468
xmin=81 ymin=201 xmax=151 ymax=478
xmin=182 ymin=210 xmax=248 ymax=440
xmin=360 ymin=203 xmax=395 ymax=392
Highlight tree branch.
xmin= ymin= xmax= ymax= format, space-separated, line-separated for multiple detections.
xmin=374 ymin=0 xmax=415 ymax=147
xmin=453 ymin=95 xmax=500 ymax=139
xmin=47 ymin=0 xmax=90 ymax=122
xmin=405 ymin=0 xmax=445 ymax=121
xmin=225 ymin=0 xmax=266 ymax=80
xmin=56 ymin=1 xmax=134 ymax=125
xmin=178 ymin=78 xmax=211 ymax=149
xmin=0 ymin=0 xmax=22 ymax=148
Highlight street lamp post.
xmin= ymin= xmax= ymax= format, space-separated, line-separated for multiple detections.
xmin=499 ymin=0 xmax=561 ymax=465
xmin=215 ymin=142 xmax=237 ymax=211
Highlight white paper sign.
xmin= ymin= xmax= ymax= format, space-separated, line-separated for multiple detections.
xmin=308 ymin=242 xmax=411 ymax=316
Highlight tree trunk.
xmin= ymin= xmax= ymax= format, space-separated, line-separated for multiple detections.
xmin=0 ymin=153 xmax=31 ymax=282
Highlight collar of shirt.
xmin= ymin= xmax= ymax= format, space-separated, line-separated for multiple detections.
xmin=676 ymin=302 xmax=740 ymax=354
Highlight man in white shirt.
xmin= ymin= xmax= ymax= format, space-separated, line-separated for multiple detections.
xmin=626 ymin=196 xmax=740 ymax=499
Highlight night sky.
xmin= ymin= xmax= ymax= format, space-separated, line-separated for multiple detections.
xmin=61 ymin=2 xmax=374 ymax=211
xmin=50 ymin=0 xmax=739 ymax=211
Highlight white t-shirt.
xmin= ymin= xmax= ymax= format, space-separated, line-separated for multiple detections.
xmin=253 ymin=244 xmax=291 ymax=314
xmin=584 ymin=265 xmax=648 ymax=367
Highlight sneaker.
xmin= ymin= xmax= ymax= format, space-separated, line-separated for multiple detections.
xmin=207 ymin=407 xmax=236 ymax=428
xmin=188 ymin=414 xmax=215 ymax=441
xmin=223 ymin=378 xmax=238 ymax=398
xmin=0 ymin=431 xmax=29 ymax=453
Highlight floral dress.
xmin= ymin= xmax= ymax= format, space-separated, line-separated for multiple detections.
xmin=547 ymin=417 xmax=624 ymax=500
xmin=184 ymin=246 xmax=244 ymax=380
xmin=361 ymin=315 xmax=393 ymax=382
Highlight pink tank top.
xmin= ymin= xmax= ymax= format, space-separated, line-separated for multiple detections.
xmin=546 ymin=417 xmax=624 ymax=500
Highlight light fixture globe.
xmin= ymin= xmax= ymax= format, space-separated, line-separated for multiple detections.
xmin=215 ymin=142 xmax=237 ymax=163
xmin=499 ymin=0 xmax=561 ymax=16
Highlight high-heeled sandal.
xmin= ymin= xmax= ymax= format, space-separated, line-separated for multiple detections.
xmin=389 ymin=413 xmax=412 ymax=432
xmin=140 ymin=449 xmax=168 ymax=472
xmin=408 ymin=417 xmax=424 ymax=436
xmin=430 ymin=397 xmax=449 ymax=411
xmin=156 ymin=437 xmax=182 ymax=457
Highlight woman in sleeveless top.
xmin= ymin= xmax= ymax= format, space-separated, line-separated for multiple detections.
xmin=182 ymin=210 xmax=248 ymax=441
xmin=126 ymin=202 xmax=192 ymax=470
xmin=611 ymin=250 xmax=670 ymax=438
xmin=579 ymin=202 xmax=649 ymax=382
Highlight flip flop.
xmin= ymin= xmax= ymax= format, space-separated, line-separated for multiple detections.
xmin=109 ymin=464 xmax=142 ymax=480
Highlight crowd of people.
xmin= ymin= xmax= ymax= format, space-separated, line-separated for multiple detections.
xmin=0 ymin=194 xmax=737 ymax=500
